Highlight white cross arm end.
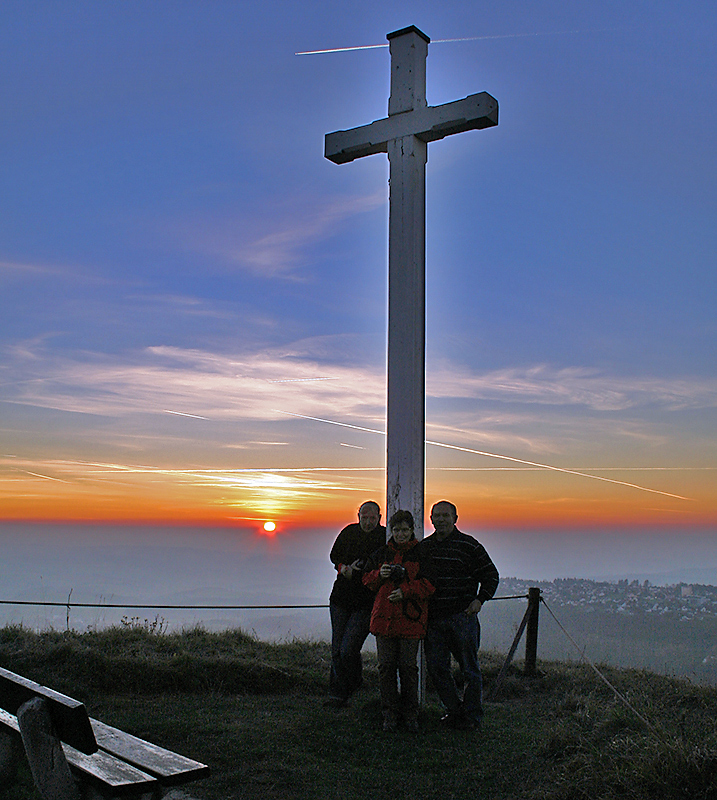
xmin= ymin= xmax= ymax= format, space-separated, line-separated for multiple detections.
xmin=325 ymin=92 xmax=498 ymax=165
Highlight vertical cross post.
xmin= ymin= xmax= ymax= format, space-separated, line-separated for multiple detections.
xmin=325 ymin=24 xmax=498 ymax=706
xmin=385 ymin=27 xmax=429 ymax=535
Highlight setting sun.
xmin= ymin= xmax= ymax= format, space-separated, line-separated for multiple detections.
xmin=263 ymin=521 xmax=276 ymax=533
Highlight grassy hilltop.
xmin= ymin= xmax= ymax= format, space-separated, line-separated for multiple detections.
xmin=2 ymin=624 xmax=717 ymax=800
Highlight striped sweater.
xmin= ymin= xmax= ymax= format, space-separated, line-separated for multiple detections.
xmin=418 ymin=528 xmax=499 ymax=620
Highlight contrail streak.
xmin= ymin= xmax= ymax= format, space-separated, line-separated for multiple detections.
xmin=296 ymin=43 xmax=387 ymax=55
xmin=273 ymin=411 xmax=380 ymax=435
xmin=273 ymin=410 xmax=693 ymax=501
xmin=426 ymin=440 xmax=692 ymax=501
xmin=431 ymin=467 xmax=716 ymax=472
xmin=163 ymin=409 xmax=209 ymax=420
xmin=22 ymin=471 xmax=69 ymax=483
xmin=295 ymin=29 xmax=612 ymax=55
xmin=267 ymin=377 xmax=339 ymax=383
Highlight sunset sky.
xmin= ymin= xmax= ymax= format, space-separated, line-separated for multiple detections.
xmin=1 ymin=1 xmax=715 ymax=537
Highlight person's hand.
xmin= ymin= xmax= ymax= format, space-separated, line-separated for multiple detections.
xmin=388 ymin=587 xmax=404 ymax=603
xmin=379 ymin=563 xmax=393 ymax=579
xmin=464 ymin=599 xmax=483 ymax=615
xmin=342 ymin=559 xmax=362 ymax=579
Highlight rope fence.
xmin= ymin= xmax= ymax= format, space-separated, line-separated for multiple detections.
xmin=0 ymin=593 xmax=529 ymax=612
xmin=0 ymin=601 xmax=328 ymax=610
xmin=539 ymin=596 xmax=668 ymax=742
xmin=0 ymin=592 xmax=531 ymax=650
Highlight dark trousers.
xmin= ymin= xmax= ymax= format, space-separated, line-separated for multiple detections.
xmin=424 ymin=611 xmax=483 ymax=722
xmin=375 ymin=636 xmax=420 ymax=722
xmin=329 ymin=603 xmax=371 ymax=700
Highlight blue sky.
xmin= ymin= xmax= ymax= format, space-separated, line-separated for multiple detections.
xmin=1 ymin=1 xmax=715 ymax=532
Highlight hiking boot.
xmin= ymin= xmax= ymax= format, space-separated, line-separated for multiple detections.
xmin=440 ymin=710 xmax=480 ymax=731
xmin=382 ymin=712 xmax=398 ymax=732
xmin=452 ymin=714 xmax=478 ymax=731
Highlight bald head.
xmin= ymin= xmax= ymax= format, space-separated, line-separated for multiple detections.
xmin=358 ymin=501 xmax=381 ymax=532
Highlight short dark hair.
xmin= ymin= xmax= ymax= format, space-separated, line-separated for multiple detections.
xmin=359 ymin=501 xmax=380 ymax=515
xmin=389 ymin=509 xmax=414 ymax=530
xmin=431 ymin=500 xmax=457 ymax=518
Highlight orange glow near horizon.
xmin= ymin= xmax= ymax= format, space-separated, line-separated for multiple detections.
xmin=2 ymin=453 xmax=715 ymax=530
xmin=1 ymin=486 xmax=715 ymax=531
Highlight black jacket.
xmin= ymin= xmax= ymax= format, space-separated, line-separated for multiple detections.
xmin=329 ymin=522 xmax=387 ymax=609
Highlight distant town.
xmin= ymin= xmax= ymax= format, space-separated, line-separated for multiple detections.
xmin=499 ymin=577 xmax=717 ymax=621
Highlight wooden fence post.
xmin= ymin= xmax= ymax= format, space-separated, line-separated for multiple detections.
xmin=524 ymin=587 xmax=541 ymax=675
xmin=487 ymin=587 xmax=542 ymax=699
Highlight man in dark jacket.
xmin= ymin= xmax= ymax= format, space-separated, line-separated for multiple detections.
xmin=420 ymin=500 xmax=499 ymax=730
xmin=326 ymin=501 xmax=387 ymax=707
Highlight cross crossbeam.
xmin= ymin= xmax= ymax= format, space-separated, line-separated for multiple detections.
xmin=325 ymin=93 xmax=498 ymax=164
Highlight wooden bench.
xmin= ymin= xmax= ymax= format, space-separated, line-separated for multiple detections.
xmin=0 ymin=666 xmax=209 ymax=799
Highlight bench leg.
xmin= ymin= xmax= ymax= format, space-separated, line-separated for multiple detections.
xmin=17 ymin=697 xmax=81 ymax=800
xmin=0 ymin=728 xmax=20 ymax=784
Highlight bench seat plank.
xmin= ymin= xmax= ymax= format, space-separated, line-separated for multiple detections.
xmin=1 ymin=708 xmax=159 ymax=796
xmin=0 ymin=706 xmax=21 ymax=734
xmin=0 ymin=667 xmax=97 ymax=754
xmin=91 ymin=719 xmax=210 ymax=786
xmin=63 ymin=742 xmax=159 ymax=796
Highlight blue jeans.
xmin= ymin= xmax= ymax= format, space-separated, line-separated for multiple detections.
xmin=329 ymin=603 xmax=372 ymax=700
xmin=424 ymin=611 xmax=483 ymax=722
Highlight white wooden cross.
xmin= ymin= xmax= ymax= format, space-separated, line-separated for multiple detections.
xmin=325 ymin=25 xmax=498 ymax=536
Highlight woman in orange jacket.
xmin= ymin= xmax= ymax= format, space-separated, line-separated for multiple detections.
xmin=363 ymin=509 xmax=435 ymax=732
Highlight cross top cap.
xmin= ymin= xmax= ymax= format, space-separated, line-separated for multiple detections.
xmin=387 ymin=25 xmax=430 ymax=44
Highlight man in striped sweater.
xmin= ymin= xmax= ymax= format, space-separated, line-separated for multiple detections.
xmin=420 ymin=500 xmax=499 ymax=731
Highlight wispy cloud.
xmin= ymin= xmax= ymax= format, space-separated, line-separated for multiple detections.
xmin=424 ymin=410 xmax=674 ymax=456
xmin=126 ymin=294 xmax=234 ymax=320
xmin=178 ymin=192 xmax=386 ymax=279
xmin=425 ymin=415 xmax=560 ymax=456
xmin=0 ymin=259 xmax=119 ymax=287
xmin=428 ymin=364 xmax=717 ymax=412
xmin=1 ymin=341 xmax=385 ymax=423
xmin=0 ymin=456 xmax=379 ymax=514
xmin=0 ymin=260 xmax=61 ymax=277
xmin=4 ymin=343 xmax=717 ymax=435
